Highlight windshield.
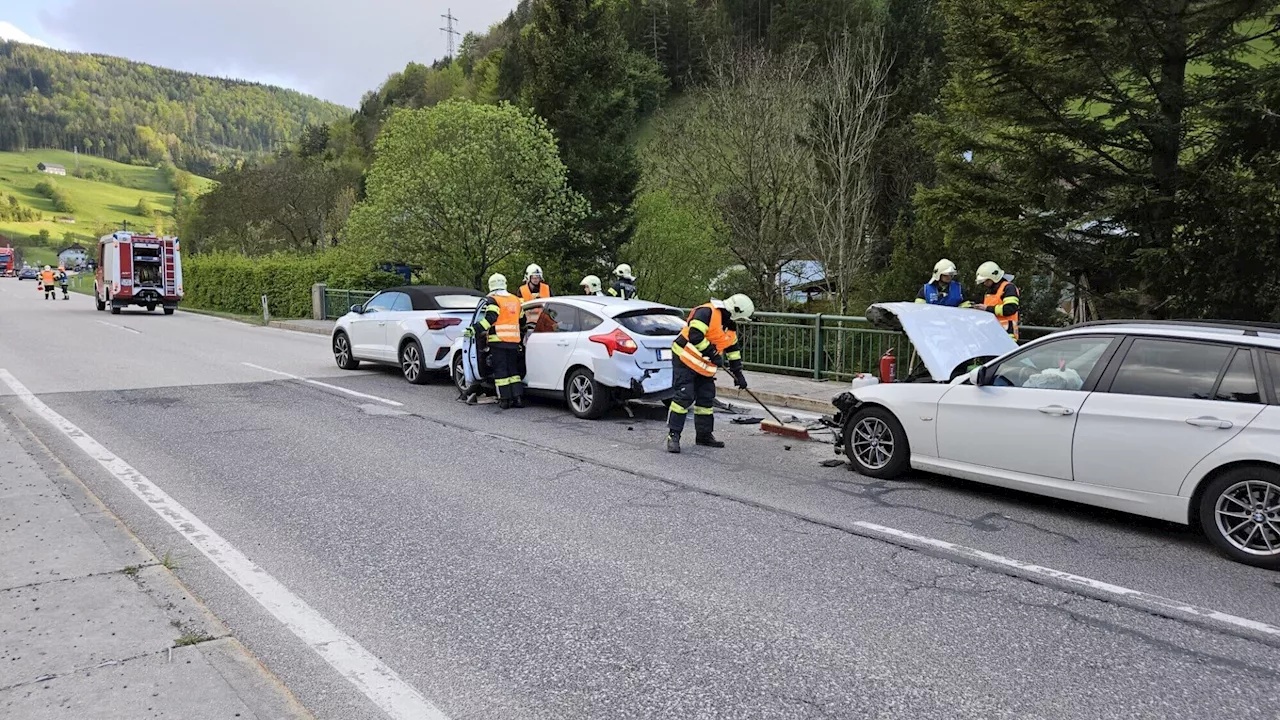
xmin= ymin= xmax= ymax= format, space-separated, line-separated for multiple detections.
xmin=615 ymin=309 xmax=685 ymax=336
xmin=434 ymin=294 xmax=484 ymax=310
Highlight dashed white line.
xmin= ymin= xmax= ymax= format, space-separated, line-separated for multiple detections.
xmin=96 ymin=320 xmax=142 ymax=334
xmin=0 ymin=368 xmax=446 ymax=720
xmin=239 ymin=361 xmax=399 ymax=407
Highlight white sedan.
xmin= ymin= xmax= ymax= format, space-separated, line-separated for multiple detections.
xmin=332 ymin=286 xmax=485 ymax=383
xmin=833 ymin=302 xmax=1280 ymax=569
xmin=450 ymin=296 xmax=684 ymax=418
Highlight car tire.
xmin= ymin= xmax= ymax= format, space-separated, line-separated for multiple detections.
xmin=333 ymin=331 xmax=360 ymax=370
xmin=163 ymin=307 xmax=175 ymax=315
xmin=565 ymin=367 xmax=610 ymax=420
xmin=400 ymin=339 xmax=429 ymax=385
xmin=843 ymin=405 xmax=910 ymax=479
xmin=95 ymin=294 xmax=105 ymax=312
xmin=451 ymin=352 xmax=468 ymax=394
xmin=110 ymin=304 xmax=121 ymax=315
xmin=1197 ymin=466 xmax=1280 ymax=570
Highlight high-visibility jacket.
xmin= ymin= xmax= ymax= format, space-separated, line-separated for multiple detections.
xmin=984 ymin=279 xmax=1021 ymax=339
xmin=518 ymin=283 xmax=550 ymax=302
xmin=473 ymin=292 xmax=524 ymax=345
xmin=607 ymin=279 xmax=637 ymax=300
xmin=916 ymin=280 xmax=969 ymax=307
xmin=673 ymin=301 xmax=742 ymax=377
xmin=40 ymin=270 xmax=55 ymax=285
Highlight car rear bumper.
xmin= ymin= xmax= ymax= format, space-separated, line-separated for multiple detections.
xmin=597 ymin=361 xmax=673 ymax=400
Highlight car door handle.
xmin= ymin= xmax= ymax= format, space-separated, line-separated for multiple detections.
xmin=556 ymin=340 xmax=570 ymax=347
xmin=378 ymin=322 xmax=386 ymax=326
xmin=1037 ymin=405 xmax=1074 ymax=416
xmin=1186 ymin=417 xmax=1233 ymax=429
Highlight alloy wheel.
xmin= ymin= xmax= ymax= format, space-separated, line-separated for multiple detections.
xmin=402 ymin=344 xmax=421 ymax=382
xmin=334 ymin=335 xmax=350 ymax=366
xmin=1215 ymin=479 xmax=1280 ymax=556
xmin=851 ymin=416 xmax=894 ymax=471
xmin=569 ymin=374 xmax=594 ymax=414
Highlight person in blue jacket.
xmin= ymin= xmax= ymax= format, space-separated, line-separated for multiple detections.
xmin=916 ymin=259 xmax=972 ymax=307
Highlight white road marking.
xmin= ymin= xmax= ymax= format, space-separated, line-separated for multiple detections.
xmin=241 ymin=362 xmax=403 ymax=407
xmin=0 ymin=368 xmax=447 ymax=720
xmin=852 ymin=520 xmax=1280 ymax=640
xmin=96 ymin=320 xmax=142 ymax=334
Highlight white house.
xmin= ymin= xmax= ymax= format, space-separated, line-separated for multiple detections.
xmin=58 ymin=244 xmax=88 ymax=268
xmin=37 ymin=162 xmax=67 ymax=176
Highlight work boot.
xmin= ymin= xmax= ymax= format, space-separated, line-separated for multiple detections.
xmin=695 ymin=434 xmax=725 ymax=448
xmin=513 ymin=396 xmax=525 ymax=408
xmin=665 ymin=432 xmax=681 ymax=454
xmin=498 ymin=399 xmax=512 ymax=410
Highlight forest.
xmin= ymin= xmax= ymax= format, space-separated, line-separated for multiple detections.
xmin=175 ymin=0 xmax=1280 ymax=322
xmin=0 ymin=42 xmax=349 ymax=176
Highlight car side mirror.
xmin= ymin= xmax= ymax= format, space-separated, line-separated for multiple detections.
xmin=350 ymin=303 xmax=364 ymax=314
xmin=970 ymin=366 xmax=992 ymax=386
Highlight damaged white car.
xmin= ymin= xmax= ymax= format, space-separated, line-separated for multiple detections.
xmin=832 ymin=302 xmax=1280 ymax=569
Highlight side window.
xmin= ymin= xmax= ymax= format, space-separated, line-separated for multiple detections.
xmin=363 ymin=292 xmax=398 ymax=313
xmin=991 ymin=336 xmax=1114 ymax=390
xmin=579 ymin=310 xmax=603 ymax=331
xmin=1109 ymin=339 xmax=1232 ymax=400
xmin=390 ymin=293 xmax=413 ymax=312
xmin=1215 ymin=350 xmax=1260 ymax=403
xmin=534 ymin=303 xmax=579 ymax=333
xmin=1269 ymin=353 xmax=1280 ymax=402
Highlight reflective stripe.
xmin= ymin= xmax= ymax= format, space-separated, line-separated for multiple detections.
xmin=725 ymin=351 xmax=742 ymax=361
xmin=491 ymin=295 xmax=523 ymax=343
xmin=672 ymin=344 xmax=717 ymax=376
xmin=693 ymin=405 xmax=714 ymax=415
xmin=479 ymin=319 xmax=492 ymax=329
xmin=689 ymin=319 xmax=710 ymax=333
xmin=485 ymin=304 xmax=500 ymax=312
xmin=694 ymin=338 xmax=711 ymax=351
xmin=494 ymin=376 xmax=522 ymax=387
xmin=669 ymin=401 xmax=688 ymax=414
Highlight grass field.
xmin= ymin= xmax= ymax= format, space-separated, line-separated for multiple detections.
xmin=0 ymin=150 xmax=211 ymax=261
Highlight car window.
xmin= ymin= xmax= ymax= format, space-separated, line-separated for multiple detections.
xmin=434 ymin=294 xmax=484 ymax=309
xmin=362 ymin=292 xmax=398 ymax=313
xmin=390 ymin=293 xmax=412 ymax=312
xmin=579 ymin=309 xmax=603 ymax=331
xmin=1215 ymin=350 xmax=1260 ymax=403
xmin=615 ymin=309 xmax=685 ymax=336
xmin=1109 ymin=339 xmax=1232 ymax=400
xmin=992 ymin=336 xmax=1114 ymax=390
xmin=533 ymin=303 xmax=579 ymax=333
xmin=1269 ymin=352 xmax=1280 ymax=401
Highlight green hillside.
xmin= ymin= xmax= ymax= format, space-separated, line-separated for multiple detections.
xmin=0 ymin=150 xmax=211 ymax=266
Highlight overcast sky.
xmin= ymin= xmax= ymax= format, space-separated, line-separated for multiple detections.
xmin=1 ymin=0 xmax=518 ymax=107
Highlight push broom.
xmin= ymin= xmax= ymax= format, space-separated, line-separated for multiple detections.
xmin=739 ymin=386 xmax=812 ymax=440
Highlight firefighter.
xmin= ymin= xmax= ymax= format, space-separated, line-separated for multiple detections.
xmin=40 ymin=265 xmax=56 ymax=300
xmin=57 ymin=266 xmax=69 ymax=300
xmin=580 ymin=275 xmax=604 ymax=296
xmin=915 ymin=259 xmax=971 ymax=307
xmin=976 ymin=261 xmax=1021 ymax=340
xmin=518 ymin=264 xmax=551 ymax=302
xmin=466 ymin=273 xmax=527 ymax=409
xmin=666 ymin=294 xmax=755 ymax=454
xmin=607 ymin=264 xmax=637 ymax=300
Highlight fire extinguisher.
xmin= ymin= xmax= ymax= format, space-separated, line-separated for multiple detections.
xmin=879 ymin=347 xmax=896 ymax=384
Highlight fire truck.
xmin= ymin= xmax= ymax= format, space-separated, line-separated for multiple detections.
xmin=95 ymin=232 xmax=183 ymax=315
xmin=0 ymin=244 xmax=15 ymax=276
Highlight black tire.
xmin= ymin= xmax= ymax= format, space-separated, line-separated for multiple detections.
xmin=564 ymin=367 xmax=610 ymax=420
xmin=147 ymin=304 xmax=156 ymax=312
xmin=1197 ymin=466 xmax=1280 ymax=570
xmin=843 ymin=405 xmax=910 ymax=479
xmin=399 ymin=339 xmax=429 ymax=385
xmin=163 ymin=307 xmax=175 ymax=315
xmin=332 ymin=331 xmax=360 ymax=370
xmin=110 ymin=305 xmax=121 ymax=315
xmin=95 ymin=294 xmax=105 ymax=312
xmin=451 ymin=352 xmax=467 ymax=394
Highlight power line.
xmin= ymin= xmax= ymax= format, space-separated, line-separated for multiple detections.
xmin=440 ymin=9 xmax=460 ymax=60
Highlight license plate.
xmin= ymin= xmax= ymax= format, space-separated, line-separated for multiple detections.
xmin=659 ymin=349 xmax=672 ymax=361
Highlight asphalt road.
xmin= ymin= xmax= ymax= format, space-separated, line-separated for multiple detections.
xmin=3 ymin=279 xmax=1280 ymax=719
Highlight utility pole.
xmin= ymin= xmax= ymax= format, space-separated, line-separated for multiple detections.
xmin=440 ymin=9 xmax=460 ymax=60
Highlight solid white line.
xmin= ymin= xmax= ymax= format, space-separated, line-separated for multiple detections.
xmin=96 ymin=320 xmax=142 ymax=335
xmin=241 ymin=362 xmax=403 ymax=407
xmin=852 ymin=520 xmax=1280 ymax=640
xmin=0 ymin=368 xmax=447 ymax=720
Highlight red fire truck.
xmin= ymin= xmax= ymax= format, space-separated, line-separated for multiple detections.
xmin=95 ymin=232 xmax=184 ymax=315
xmin=0 ymin=244 xmax=15 ymax=276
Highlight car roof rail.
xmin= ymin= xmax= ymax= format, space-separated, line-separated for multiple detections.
xmin=1070 ymin=318 xmax=1280 ymax=337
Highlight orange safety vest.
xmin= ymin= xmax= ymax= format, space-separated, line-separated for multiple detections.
xmin=519 ymin=283 xmax=550 ymax=302
xmin=40 ymin=270 xmax=55 ymax=285
xmin=673 ymin=302 xmax=738 ymax=377
xmin=491 ymin=294 xmax=523 ymax=344
xmin=984 ymin=279 xmax=1020 ymax=340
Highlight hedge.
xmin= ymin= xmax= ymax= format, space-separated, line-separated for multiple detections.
xmin=182 ymin=251 xmax=402 ymax=318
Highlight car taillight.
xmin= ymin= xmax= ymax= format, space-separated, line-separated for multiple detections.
xmin=589 ymin=328 xmax=638 ymax=356
xmin=426 ymin=317 xmax=462 ymax=330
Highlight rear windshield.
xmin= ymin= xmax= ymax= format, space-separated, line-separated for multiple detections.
xmin=434 ymin=294 xmax=484 ymax=309
xmin=615 ymin=309 xmax=685 ymax=336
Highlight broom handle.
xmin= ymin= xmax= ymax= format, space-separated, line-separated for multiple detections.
xmin=744 ymin=387 xmax=787 ymax=427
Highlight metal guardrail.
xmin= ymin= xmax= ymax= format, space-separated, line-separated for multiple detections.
xmin=321 ymin=287 xmax=1061 ymax=379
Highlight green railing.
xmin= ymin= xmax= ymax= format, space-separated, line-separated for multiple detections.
xmin=322 ymin=288 xmax=377 ymax=320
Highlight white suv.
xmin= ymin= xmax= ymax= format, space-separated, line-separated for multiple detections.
xmin=833 ymin=304 xmax=1280 ymax=569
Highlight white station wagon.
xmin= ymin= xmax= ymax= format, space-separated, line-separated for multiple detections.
xmin=832 ymin=303 xmax=1280 ymax=569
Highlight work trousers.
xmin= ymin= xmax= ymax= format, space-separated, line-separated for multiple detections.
xmin=667 ymin=359 xmax=716 ymax=438
xmin=488 ymin=343 xmax=525 ymax=401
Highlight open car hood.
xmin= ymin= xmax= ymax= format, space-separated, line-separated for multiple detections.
xmin=864 ymin=302 xmax=1019 ymax=382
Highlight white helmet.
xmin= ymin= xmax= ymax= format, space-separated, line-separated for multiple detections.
xmin=975 ymin=261 xmax=1003 ymax=285
xmin=488 ymin=273 xmax=508 ymax=292
xmin=524 ymin=263 xmax=543 ymax=281
xmin=931 ymin=258 xmax=958 ymax=283
xmin=724 ymin=293 xmax=755 ymax=321
xmin=580 ymin=275 xmax=601 ymax=294
xmin=614 ymin=263 xmax=634 ymax=280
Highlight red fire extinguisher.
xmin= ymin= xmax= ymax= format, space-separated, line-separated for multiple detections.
xmin=880 ymin=347 xmax=896 ymax=384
